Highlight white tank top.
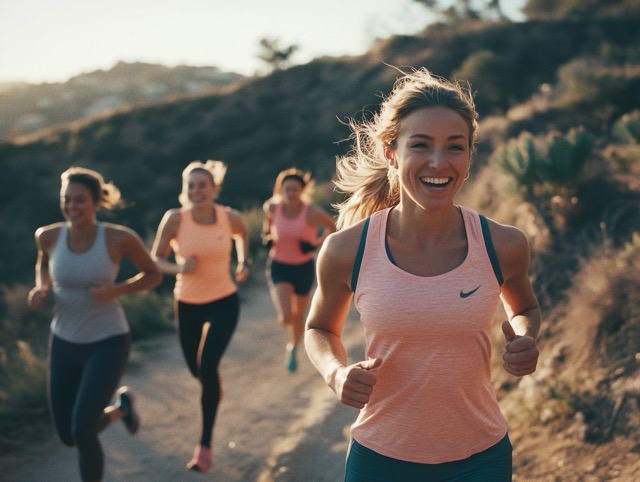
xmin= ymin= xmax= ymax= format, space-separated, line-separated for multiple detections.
xmin=49 ymin=223 xmax=128 ymax=343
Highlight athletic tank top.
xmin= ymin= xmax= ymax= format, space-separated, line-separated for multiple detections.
xmin=49 ymin=223 xmax=128 ymax=343
xmin=351 ymin=206 xmax=508 ymax=464
xmin=270 ymin=201 xmax=317 ymax=265
xmin=171 ymin=205 xmax=237 ymax=304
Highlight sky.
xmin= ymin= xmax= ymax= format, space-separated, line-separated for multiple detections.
xmin=0 ymin=0 xmax=525 ymax=85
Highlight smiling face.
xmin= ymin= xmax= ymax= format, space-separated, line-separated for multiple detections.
xmin=186 ymin=170 xmax=217 ymax=207
xmin=386 ymin=106 xmax=471 ymax=212
xmin=280 ymin=177 xmax=304 ymax=203
xmin=60 ymin=182 xmax=100 ymax=226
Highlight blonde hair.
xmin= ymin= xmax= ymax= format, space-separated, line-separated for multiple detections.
xmin=60 ymin=166 xmax=123 ymax=209
xmin=270 ymin=167 xmax=314 ymax=203
xmin=334 ymin=68 xmax=478 ymax=229
xmin=179 ymin=160 xmax=227 ymax=207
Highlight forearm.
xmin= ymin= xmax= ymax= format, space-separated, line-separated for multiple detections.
xmin=115 ymin=270 xmax=161 ymax=296
xmin=511 ymin=304 xmax=541 ymax=339
xmin=35 ymin=267 xmax=51 ymax=290
xmin=154 ymin=256 xmax=184 ymax=275
xmin=305 ymin=327 xmax=349 ymax=391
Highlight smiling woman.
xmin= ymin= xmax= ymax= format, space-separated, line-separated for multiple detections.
xmin=150 ymin=160 xmax=251 ymax=473
xmin=304 ymin=67 xmax=542 ymax=481
xmin=27 ymin=166 xmax=161 ymax=482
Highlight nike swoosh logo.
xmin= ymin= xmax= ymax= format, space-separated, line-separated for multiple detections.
xmin=460 ymin=285 xmax=481 ymax=298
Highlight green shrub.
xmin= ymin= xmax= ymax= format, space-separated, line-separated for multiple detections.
xmin=613 ymin=110 xmax=640 ymax=145
xmin=491 ymin=128 xmax=593 ymax=199
xmin=120 ymin=290 xmax=174 ymax=342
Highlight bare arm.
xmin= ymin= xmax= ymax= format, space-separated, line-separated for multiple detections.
xmin=151 ymin=209 xmax=188 ymax=275
xmin=91 ymin=225 xmax=161 ymax=301
xmin=305 ymin=223 xmax=381 ymax=408
xmin=261 ymin=200 xmax=275 ymax=247
xmin=308 ymin=205 xmax=336 ymax=249
xmin=27 ymin=225 xmax=59 ymax=310
xmin=228 ymin=207 xmax=250 ymax=282
xmin=490 ymin=219 xmax=541 ymax=376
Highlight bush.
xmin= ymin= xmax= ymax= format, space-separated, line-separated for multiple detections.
xmin=491 ymin=128 xmax=593 ymax=200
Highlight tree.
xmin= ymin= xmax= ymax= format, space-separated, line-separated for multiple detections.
xmin=413 ymin=0 xmax=505 ymax=23
xmin=257 ymin=38 xmax=299 ymax=72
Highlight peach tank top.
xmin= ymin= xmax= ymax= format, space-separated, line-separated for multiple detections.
xmin=171 ymin=205 xmax=237 ymax=304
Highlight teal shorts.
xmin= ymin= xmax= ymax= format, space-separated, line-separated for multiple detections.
xmin=345 ymin=434 xmax=512 ymax=482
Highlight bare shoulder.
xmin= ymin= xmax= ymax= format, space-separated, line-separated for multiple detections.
xmin=484 ymin=217 xmax=531 ymax=278
xmin=104 ymin=222 xmax=141 ymax=243
xmin=318 ymin=220 xmax=366 ymax=275
xmin=223 ymin=205 xmax=240 ymax=218
xmin=35 ymin=222 xmax=64 ymax=250
xmin=486 ymin=218 xmax=529 ymax=254
xmin=263 ymin=199 xmax=276 ymax=214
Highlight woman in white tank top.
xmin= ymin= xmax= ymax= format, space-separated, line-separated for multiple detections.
xmin=28 ymin=167 xmax=161 ymax=482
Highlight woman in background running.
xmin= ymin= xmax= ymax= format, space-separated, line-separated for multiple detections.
xmin=151 ymin=160 xmax=250 ymax=473
xmin=262 ymin=168 xmax=335 ymax=372
xmin=28 ymin=166 xmax=161 ymax=482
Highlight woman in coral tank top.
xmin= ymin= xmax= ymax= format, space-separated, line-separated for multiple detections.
xmin=151 ymin=160 xmax=250 ymax=473
xmin=305 ymin=69 xmax=541 ymax=481
xmin=262 ymin=168 xmax=335 ymax=372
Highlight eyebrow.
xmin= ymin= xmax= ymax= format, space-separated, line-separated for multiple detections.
xmin=409 ymin=133 xmax=468 ymax=141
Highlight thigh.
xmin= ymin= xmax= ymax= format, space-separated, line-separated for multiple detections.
xmin=48 ymin=335 xmax=83 ymax=442
xmin=200 ymin=294 xmax=240 ymax=372
xmin=291 ymin=260 xmax=315 ymax=295
xmin=176 ymin=301 xmax=208 ymax=377
xmin=74 ymin=335 xmax=130 ymax=429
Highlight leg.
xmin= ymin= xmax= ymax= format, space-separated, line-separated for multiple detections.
xmin=48 ymin=335 xmax=83 ymax=447
xmin=290 ymin=292 xmax=312 ymax=347
xmin=72 ymin=335 xmax=130 ymax=482
xmin=176 ymin=300 xmax=208 ymax=378
xmin=186 ymin=294 xmax=239 ymax=472
xmin=198 ymin=294 xmax=239 ymax=447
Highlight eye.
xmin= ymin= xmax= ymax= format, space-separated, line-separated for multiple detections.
xmin=411 ymin=141 xmax=429 ymax=149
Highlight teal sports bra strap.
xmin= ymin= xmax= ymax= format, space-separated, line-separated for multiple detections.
xmin=350 ymin=217 xmax=371 ymax=292
xmin=479 ymin=214 xmax=504 ymax=286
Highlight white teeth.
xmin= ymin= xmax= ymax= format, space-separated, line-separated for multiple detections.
xmin=421 ymin=177 xmax=449 ymax=185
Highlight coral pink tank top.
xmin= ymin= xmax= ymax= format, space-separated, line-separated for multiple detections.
xmin=171 ymin=205 xmax=237 ymax=304
xmin=270 ymin=201 xmax=317 ymax=265
xmin=351 ymin=206 xmax=507 ymax=464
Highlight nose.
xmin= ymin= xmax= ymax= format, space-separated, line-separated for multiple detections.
xmin=428 ymin=147 xmax=446 ymax=168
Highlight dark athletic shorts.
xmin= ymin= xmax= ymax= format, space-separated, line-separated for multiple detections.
xmin=345 ymin=434 xmax=512 ymax=481
xmin=268 ymin=259 xmax=315 ymax=295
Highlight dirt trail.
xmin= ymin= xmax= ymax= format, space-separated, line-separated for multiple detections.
xmin=4 ymin=278 xmax=364 ymax=482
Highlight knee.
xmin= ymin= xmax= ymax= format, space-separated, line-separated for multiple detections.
xmin=71 ymin=422 xmax=96 ymax=447
xmin=58 ymin=431 xmax=76 ymax=447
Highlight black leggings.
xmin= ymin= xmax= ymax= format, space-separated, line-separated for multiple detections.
xmin=176 ymin=293 xmax=239 ymax=447
xmin=48 ymin=333 xmax=130 ymax=482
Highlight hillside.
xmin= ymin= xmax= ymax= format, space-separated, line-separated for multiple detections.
xmin=1 ymin=13 xmax=640 ymax=481
xmin=0 ymin=61 xmax=245 ymax=141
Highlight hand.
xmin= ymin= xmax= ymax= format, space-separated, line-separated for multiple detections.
xmin=181 ymin=257 xmax=197 ymax=273
xmin=89 ymin=280 xmax=117 ymax=301
xmin=333 ymin=358 xmax=382 ymax=409
xmin=235 ymin=264 xmax=249 ymax=283
xmin=262 ymin=235 xmax=273 ymax=250
xmin=27 ymin=287 xmax=49 ymax=310
xmin=502 ymin=320 xmax=539 ymax=376
xmin=299 ymin=240 xmax=316 ymax=254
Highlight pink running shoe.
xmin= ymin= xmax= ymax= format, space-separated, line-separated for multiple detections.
xmin=115 ymin=386 xmax=140 ymax=435
xmin=186 ymin=444 xmax=212 ymax=472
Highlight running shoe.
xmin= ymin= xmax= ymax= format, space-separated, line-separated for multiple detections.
xmin=115 ymin=386 xmax=140 ymax=435
xmin=186 ymin=444 xmax=212 ymax=472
